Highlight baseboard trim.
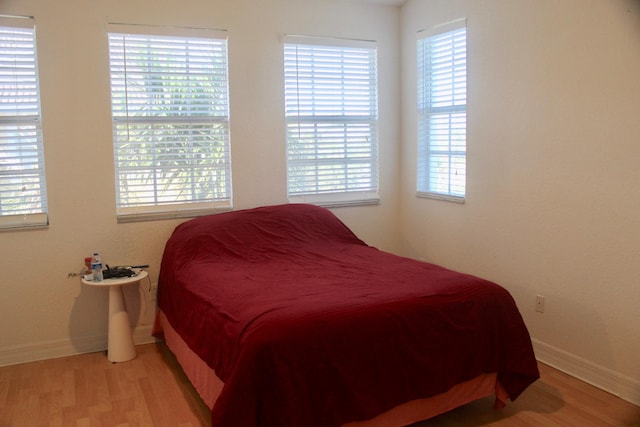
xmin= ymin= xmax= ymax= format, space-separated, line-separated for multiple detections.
xmin=0 ymin=324 xmax=157 ymax=367
xmin=532 ymin=338 xmax=640 ymax=406
xmin=134 ymin=324 xmax=158 ymax=345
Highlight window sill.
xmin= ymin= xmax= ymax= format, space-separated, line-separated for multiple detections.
xmin=117 ymin=201 xmax=233 ymax=223
xmin=416 ymin=192 xmax=465 ymax=204
xmin=0 ymin=213 xmax=49 ymax=232
xmin=288 ymin=192 xmax=380 ymax=208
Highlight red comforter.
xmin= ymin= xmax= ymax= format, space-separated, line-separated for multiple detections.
xmin=157 ymin=203 xmax=539 ymax=427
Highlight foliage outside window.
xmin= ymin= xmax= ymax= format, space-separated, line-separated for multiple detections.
xmin=108 ymin=24 xmax=232 ymax=222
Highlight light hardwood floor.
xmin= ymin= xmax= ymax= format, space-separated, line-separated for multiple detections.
xmin=1 ymin=342 xmax=638 ymax=426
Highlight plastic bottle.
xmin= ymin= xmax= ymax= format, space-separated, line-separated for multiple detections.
xmin=91 ymin=252 xmax=103 ymax=282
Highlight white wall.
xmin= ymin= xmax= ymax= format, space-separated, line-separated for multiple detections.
xmin=3 ymin=0 xmax=639 ymax=408
xmin=0 ymin=0 xmax=401 ymax=364
xmin=401 ymin=0 xmax=640 ymax=404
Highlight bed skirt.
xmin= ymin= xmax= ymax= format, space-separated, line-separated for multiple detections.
xmin=154 ymin=309 xmax=508 ymax=426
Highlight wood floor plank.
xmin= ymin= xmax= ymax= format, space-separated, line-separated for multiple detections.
xmin=0 ymin=343 xmax=638 ymax=426
xmin=412 ymin=363 xmax=640 ymax=427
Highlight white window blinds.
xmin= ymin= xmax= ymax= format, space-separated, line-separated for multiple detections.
xmin=0 ymin=16 xmax=48 ymax=230
xmin=284 ymin=36 xmax=379 ymax=207
xmin=108 ymin=24 xmax=232 ymax=221
xmin=417 ymin=20 xmax=467 ymax=201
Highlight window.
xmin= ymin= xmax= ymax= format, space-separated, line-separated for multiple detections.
xmin=108 ymin=24 xmax=232 ymax=222
xmin=284 ymin=36 xmax=379 ymax=207
xmin=417 ymin=20 xmax=467 ymax=201
xmin=0 ymin=15 xmax=48 ymax=230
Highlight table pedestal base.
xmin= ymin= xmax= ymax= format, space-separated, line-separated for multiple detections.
xmin=107 ymin=285 xmax=136 ymax=362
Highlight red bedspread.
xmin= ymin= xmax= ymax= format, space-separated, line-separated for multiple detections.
xmin=157 ymin=204 xmax=539 ymax=427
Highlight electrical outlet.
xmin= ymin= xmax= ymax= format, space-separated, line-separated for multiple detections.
xmin=535 ymin=295 xmax=545 ymax=313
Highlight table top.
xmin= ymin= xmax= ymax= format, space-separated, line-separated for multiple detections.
xmin=81 ymin=270 xmax=148 ymax=287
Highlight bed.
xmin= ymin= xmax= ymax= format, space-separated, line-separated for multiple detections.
xmin=153 ymin=203 xmax=539 ymax=427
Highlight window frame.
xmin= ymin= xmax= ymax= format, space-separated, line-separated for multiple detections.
xmin=283 ymin=35 xmax=380 ymax=208
xmin=416 ymin=19 xmax=467 ymax=203
xmin=107 ymin=23 xmax=232 ymax=223
xmin=0 ymin=15 xmax=49 ymax=231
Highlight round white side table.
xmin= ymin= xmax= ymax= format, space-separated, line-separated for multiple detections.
xmin=82 ymin=271 xmax=148 ymax=362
